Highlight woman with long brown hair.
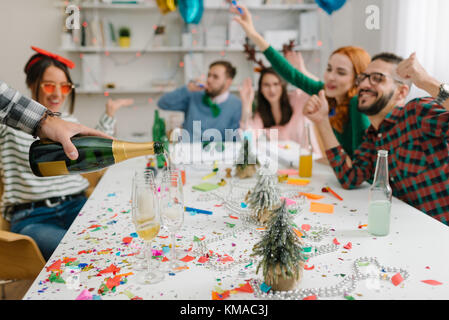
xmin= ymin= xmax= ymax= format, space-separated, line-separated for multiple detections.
xmin=232 ymin=5 xmax=371 ymax=158
xmin=239 ymin=67 xmax=321 ymax=155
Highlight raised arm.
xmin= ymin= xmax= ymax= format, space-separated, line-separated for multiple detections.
xmin=230 ymin=5 xmax=324 ymax=95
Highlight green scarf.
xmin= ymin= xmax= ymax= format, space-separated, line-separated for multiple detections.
xmin=202 ymin=94 xmax=221 ymax=118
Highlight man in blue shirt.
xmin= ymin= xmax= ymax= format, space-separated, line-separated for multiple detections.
xmin=157 ymin=61 xmax=242 ymax=142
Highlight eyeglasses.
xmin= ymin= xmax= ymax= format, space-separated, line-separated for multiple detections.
xmin=40 ymin=81 xmax=74 ymax=95
xmin=355 ymin=72 xmax=404 ymax=87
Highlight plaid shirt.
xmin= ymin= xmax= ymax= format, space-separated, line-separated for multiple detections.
xmin=326 ymin=97 xmax=449 ymax=225
xmin=0 ymin=80 xmax=45 ymax=135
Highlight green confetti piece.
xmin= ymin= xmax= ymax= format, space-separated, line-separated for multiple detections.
xmin=302 ymin=247 xmax=312 ymax=253
xmin=344 ymin=295 xmax=355 ymax=300
xmin=225 ymin=222 xmax=236 ymax=228
xmin=244 ymin=261 xmax=253 ymax=268
xmin=49 ymin=272 xmax=65 ymax=284
xmin=108 ymin=208 xmax=113 ymax=212
xmin=193 ymin=236 xmax=201 ymax=242
xmin=92 ymin=227 xmax=102 ymax=232
xmin=357 ymin=261 xmax=370 ymax=267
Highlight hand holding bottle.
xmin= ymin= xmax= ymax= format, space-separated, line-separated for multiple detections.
xmin=37 ymin=116 xmax=113 ymax=160
xmin=187 ymin=79 xmax=206 ymax=92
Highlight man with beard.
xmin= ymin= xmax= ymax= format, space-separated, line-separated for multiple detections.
xmin=303 ymin=52 xmax=449 ymax=225
xmin=157 ymin=61 xmax=242 ymax=141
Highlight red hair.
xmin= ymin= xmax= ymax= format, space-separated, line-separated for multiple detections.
xmin=327 ymin=46 xmax=371 ymax=133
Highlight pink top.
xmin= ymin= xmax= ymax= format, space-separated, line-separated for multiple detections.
xmin=240 ymin=89 xmax=322 ymax=158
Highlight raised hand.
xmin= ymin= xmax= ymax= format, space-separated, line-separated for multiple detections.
xmin=303 ymin=90 xmax=329 ymax=124
xmin=396 ymin=52 xmax=430 ymax=87
xmin=106 ymin=98 xmax=134 ymax=117
xmin=239 ymin=77 xmax=255 ymax=108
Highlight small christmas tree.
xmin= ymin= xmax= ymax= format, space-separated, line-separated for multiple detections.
xmin=246 ymin=166 xmax=281 ymax=224
xmin=235 ymin=137 xmax=259 ymax=179
xmin=251 ymin=200 xmax=307 ymax=291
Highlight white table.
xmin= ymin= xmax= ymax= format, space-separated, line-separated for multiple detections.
xmin=23 ymin=142 xmax=449 ymax=300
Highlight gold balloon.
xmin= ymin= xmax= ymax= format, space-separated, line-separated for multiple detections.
xmin=156 ymin=0 xmax=177 ymax=14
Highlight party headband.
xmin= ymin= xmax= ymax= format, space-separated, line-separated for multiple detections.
xmin=25 ymin=46 xmax=75 ymax=72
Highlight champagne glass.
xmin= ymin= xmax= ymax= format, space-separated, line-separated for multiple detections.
xmin=131 ymin=170 xmax=156 ymax=270
xmin=160 ymin=169 xmax=185 ymax=272
xmin=131 ymin=173 xmax=164 ymax=284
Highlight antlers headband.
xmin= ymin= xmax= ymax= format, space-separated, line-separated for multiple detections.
xmin=25 ymin=46 xmax=75 ymax=73
xmin=243 ymin=39 xmax=296 ymax=73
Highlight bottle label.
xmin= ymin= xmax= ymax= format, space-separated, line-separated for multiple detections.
xmin=37 ymin=160 xmax=69 ymax=176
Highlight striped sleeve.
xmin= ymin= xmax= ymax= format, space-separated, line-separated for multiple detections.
xmin=95 ymin=112 xmax=116 ymax=136
xmin=326 ymin=141 xmax=376 ymax=189
xmin=0 ymin=80 xmax=45 ymax=134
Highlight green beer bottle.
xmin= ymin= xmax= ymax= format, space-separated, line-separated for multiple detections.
xmin=29 ymin=136 xmax=165 ymax=177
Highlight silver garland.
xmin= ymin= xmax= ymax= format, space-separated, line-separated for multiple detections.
xmin=249 ymin=256 xmax=409 ymax=300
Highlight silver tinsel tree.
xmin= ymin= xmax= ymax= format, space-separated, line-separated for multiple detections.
xmin=251 ymin=200 xmax=307 ymax=290
xmin=246 ymin=164 xmax=281 ymax=224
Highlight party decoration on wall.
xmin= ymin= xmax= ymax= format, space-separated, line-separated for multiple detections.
xmin=315 ymin=0 xmax=347 ymax=15
xmin=156 ymin=0 xmax=177 ymax=15
xmin=178 ymin=0 xmax=204 ymax=24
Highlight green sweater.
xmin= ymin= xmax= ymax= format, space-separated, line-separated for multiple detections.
xmin=264 ymin=46 xmax=370 ymax=158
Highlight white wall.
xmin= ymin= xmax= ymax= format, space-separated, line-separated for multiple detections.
xmin=0 ymin=0 xmax=385 ymax=140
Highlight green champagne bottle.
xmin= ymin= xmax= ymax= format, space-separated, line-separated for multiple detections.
xmin=29 ymin=136 xmax=165 ymax=177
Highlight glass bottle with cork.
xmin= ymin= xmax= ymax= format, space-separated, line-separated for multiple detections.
xmin=367 ymin=150 xmax=392 ymax=236
xmin=152 ymin=109 xmax=168 ymax=169
xmin=29 ymin=137 xmax=165 ymax=177
xmin=299 ymin=123 xmax=313 ymax=178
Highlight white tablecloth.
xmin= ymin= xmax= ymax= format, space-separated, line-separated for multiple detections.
xmin=23 ymin=142 xmax=449 ymax=300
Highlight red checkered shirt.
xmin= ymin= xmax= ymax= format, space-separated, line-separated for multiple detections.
xmin=326 ymin=97 xmax=449 ymax=225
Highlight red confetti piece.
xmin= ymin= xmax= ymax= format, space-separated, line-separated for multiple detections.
xmin=98 ymin=264 xmax=121 ymax=276
xmin=162 ymin=257 xmax=169 ymax=262
xmin=158 ymin=235 xmax=169 ymax=239
xmin=88 ymin=224 xmax=101 ymax=229
xmin=46 ymin=260 xmax=62 ymax=272
xmin=122 ymin=237 xmax=133 ymax=244
xmin=212 ymin=290 xmax=230 ymax=300
xmin=303 ymin=295 xmax=317 ymax=300
xmin=421 ymin=280 xmax=442 ymax=286
xmin=304 ymin=264 xmax=315 ymax=270
xmin=62 ymin=257 xmax=77 ymax=264
xmin=198 ymin=256 xmax=209 ymax=263
xmin=343 ymin=242 xmax=352 ymax=250
xmin=234 ymin=282 xmax=254 ymax=293
xmin=391 ymin=273 xmax=404 ymax=286
xmin=301 ymin=224 xmax=311 ymax=231
xmin=333 ymin=238 xmax=340 ymax=245
xmin=106 ymin=275 xmax=122 ymax=289
xmin=358 ymin=224 xmax=368 ymax=229
xmin=220 ymin=256 xmax=234 ymax=263
xmin=229 ymin=215 xmax=239 ymax=219
xmin=180 ymin=255 xmax=195 ymax=262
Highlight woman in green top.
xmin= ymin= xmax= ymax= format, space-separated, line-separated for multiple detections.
xmin=231 ymin=5 xmax=371 ymax=158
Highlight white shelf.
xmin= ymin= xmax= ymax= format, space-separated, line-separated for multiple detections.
xmin=61 ymin=45 xmax=320 ymax=53
xmin=55 ymin=2 xmax=318 ymax=11
xmin=76 ymin=85 xmax=248 ymax=95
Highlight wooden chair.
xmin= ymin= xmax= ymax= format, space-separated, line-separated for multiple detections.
xmin=0 ymin=169 xmax=105 ymax=299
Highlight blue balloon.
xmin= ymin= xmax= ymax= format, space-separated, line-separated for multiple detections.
xmin=178 ymin=0 xmax=204 ymax=24
xmin=315 ymin=0 xmax=346 ymax=15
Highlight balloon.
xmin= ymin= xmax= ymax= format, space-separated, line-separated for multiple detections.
xmin=178 ymin=0 xmax=204 ymax=24
xmin=156 ymin=0 xmax=176 ymax=15
xmin=315 ymin=0 xmax=346 ymax=15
